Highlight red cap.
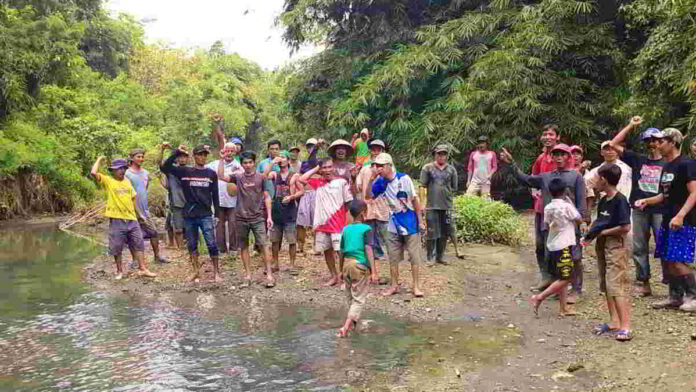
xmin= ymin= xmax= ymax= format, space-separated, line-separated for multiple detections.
xmin=569 ymin=145 xmax=583 ymax=153
xmin=550 ymin=143 xmax=572 ymax=154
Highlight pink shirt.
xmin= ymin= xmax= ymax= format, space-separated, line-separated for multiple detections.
xmin=467 ymin=150 xmax=498 ymax=185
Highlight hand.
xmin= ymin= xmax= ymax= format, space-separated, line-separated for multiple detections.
xmin=317 ymin=138 xmax=326 ymax=146
xmin=282 ymin=196 xmax=292 ymax=204
xmin=266 ymin=217 xmax=274 ymax=230
xmin=630 ymin=115 xmax=643 ymax=127
xmin=419 ymin=219 xmax=426 ymax=232
xmin=670 ymin=215 xmax=684 ymax=231
xmin=634 ymin=199 xmax=647 ymax=210
xmin=161 ymin=143 xmax=172 ymax=150
xmin=581 ymin=160 xmax=591 ymax=169
xmin=370 ymin=167 xmax=379 ymax=180
xmin=350 ymin=164 xmax=361 ymax=177
xmin=580 ymin=222 xmax=588 ymax=234
xmin=499 ymin=148 xmax=513 ymax=164
xmin=351 ymin=133 xmax=358 ymax=140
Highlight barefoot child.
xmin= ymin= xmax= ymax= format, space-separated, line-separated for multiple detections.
xmin=530 ymin=178 xmax=583 ymax=316
xmin=581 ymin=163 xmax=633 ymax=341
xmin=338 ymin=200 xmax=379 ymax=337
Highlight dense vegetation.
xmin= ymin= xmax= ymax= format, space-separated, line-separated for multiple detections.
xmin=3 ymin=0 xmax=696 ymax=218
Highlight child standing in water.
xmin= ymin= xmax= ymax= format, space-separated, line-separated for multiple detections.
xmin=530 ymin=178 xmax=583 ymax=316
xmin=338 ymin=200 xmax=378 ymax=337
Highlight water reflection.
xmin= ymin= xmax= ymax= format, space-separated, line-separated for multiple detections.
xmin=0 ymin=226 xmax=518 ymax=391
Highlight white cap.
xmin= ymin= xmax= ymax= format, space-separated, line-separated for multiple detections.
xmin=306 ymin=138 xmax=318 ymax=146
xmin=374 ymin=153 xmax=393 ymax=165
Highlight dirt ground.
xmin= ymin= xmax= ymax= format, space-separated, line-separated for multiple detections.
xmin=72 ymin=214 xmax=696 ymax=392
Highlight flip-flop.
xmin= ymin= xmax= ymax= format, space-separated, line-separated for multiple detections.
xmin=615 ymin=329 xmax=633 ymax=342
xmin=593 ymin=323 xmax=618 ymax=336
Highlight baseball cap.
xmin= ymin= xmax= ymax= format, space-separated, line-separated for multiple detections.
xmin=374 ymin=153 xmax=393 ymax=165
xmin=600 ymin=141 xmax=620 ymax=150
xmin=192 ymin=145 xmax=211 ymax=155
xmin=306 ymin=138 xmax=318 ymax=146
xmin=550 ymin=143 xmax=572 ymax=154
xmin=289 ymin=146 xmax=300 ymax=152
xmin=369 ymin=139 xmax=386 ymax=149
xmin=129 ymin=148 xmax=145 ymax=158
xmin=662 ymin=128 xmax=684 ymax=144
xmin=108 ymin=158 xmax=128 ymax=171
xmin=433 ymin=144 xmax=449 ymax=154
xmin=569 ymin=145 xmax=583 ymax=153
xmin=640 ymin=128 xmax=664 ymax=140
xmin=229 ymin=137 xmax=244 ymax=146
xmin=477 ymin=135 xmax=489 ymax=143
xmin=360 ymin=128 xmax=369 ymax=136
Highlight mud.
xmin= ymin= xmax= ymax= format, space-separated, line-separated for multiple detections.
xmin=72 ymin=214 xmax=696 ymax=391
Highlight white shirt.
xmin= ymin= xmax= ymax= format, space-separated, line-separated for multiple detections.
xmin=544 ymin=198 xmax=581 ymax=251
xmin=585 ymin=160 xmax=632 ymax=200
xmin=206 ymin=159 xmax=242 ymax=208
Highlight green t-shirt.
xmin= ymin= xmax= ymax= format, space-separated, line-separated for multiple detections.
xmin=356 ymin=140 xmax=370 ymax=158
xmin=340 ymin=223 xmax=374 ymax=268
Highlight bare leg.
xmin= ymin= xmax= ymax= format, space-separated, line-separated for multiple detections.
xmin=189 ymin=253 xmax=200 ymax=282
xmin=166 ymin=226 xmax=175 ymax=247
xmin=261 ymin=245 xmax=275 ymax=287
xmin=210 ymin=256 xmax=222 ymax=282
xmin=323 ymin=249 xmax=339 ymax=286
xmin=558 ymin=285 xmax=576 ymax=316
xmin=530 ymin=279 xmax=568 ymax=315
xmin=606 ymin=297 xmax=621 ymax=330
xmin=614 ymin=296 xmax=632 ymax=331
xmin=382 ymin=263 xmax=400 ymax=296
xmin=412 ymin=263 xmax=423 ymax=297
xmin=134 ymin=250 xmax=156 ymax=278
xmin=150 ymin=238 xmax=166 ymax=263
xmin=114 ymin=255 xmax=124 ymax=279
xmin=175 ymin=233 xmax=185 ymax=249
xmin=297 ymin=226 xmax=306 ymax=254
xmin=271 ymin=242 xmax=281 ymax=271
xmin=450 ymin=234 xmax=464 ymax=259
xmin=289 ymin=244 xmax=297 ymax=267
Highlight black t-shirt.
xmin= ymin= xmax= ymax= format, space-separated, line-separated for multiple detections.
xmin=161 ymin=153 xmax=219 ymax=218
xmin=621 ymin=150 xmax=666 ymax=212
xmin=585 ymin=192 xmax=631 ymax=241
xmin=659 ymin=156 xmax=696 ymax=227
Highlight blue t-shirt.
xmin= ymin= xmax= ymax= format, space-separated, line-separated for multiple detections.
xmin=125 ymin=168 xmax=150 ymax=218
xmin=372 ymin=173 xmax=419 ymax=235
xmin=257 ymin=157 xmax=281 ymax=198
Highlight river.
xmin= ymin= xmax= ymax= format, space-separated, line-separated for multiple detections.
xmin=0 ymin=224 xmax=517 ymax=391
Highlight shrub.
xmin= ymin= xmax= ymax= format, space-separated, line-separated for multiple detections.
xmin=452 ymin=195 xmax=525 ymax=246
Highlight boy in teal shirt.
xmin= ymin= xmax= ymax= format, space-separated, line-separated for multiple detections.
xmin=338 ymin=200 xmax=379 ymax=337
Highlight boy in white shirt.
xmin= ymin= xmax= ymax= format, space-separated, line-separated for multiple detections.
xmin=531 ymin=178 xmax=584 ymax=316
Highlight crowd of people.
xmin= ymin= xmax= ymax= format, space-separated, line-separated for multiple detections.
xmin=90 ymin=114 xmax=696 ymax=341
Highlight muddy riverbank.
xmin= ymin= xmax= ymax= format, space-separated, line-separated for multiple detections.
xmin=67 ymin=214 xmax=696 ymax=391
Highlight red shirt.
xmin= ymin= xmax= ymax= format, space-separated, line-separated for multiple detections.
xmin=531 ymin=151 xmax=556 ymax=212
xmin=308 ymin=177 xmax=353 ymax=233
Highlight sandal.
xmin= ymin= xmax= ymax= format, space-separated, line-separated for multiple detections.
xmin=592 ymin=323 xmax=618 ymax=336
xmin=615 ymin=329 xmax=633 ymax=342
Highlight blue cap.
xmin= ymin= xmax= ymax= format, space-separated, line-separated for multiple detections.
xmin=230 ymin=137 xmax=244 ymax=146
xmin=641 ymin=128 xmax=665 ymax=140
xmin=108 ymin=158 xmax=128 ymax=170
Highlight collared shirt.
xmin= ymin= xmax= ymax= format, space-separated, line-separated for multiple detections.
xmin=206 ymin=159 xmax=242 ymax=208
xmin=584 ymin=160 xmax=633 ymax=201
xmin=544 ymin=198 xmax=581 ymax=251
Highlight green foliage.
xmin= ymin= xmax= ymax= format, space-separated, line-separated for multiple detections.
xmin=453 ymin=195 xmax=525 ymax=245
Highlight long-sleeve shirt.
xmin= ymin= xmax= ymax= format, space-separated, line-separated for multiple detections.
xmin=161 ymin=152 xmax=220 ymax=218
xmin=511 ymin=164 xmax=587 ymax=226
xmin=467 ymin=150 xmax=497 ymax=185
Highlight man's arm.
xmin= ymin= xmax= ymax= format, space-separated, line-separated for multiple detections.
xmin=217 ymin=159 xmax=234 ymax=183
xmin=671 ymin=180 xmax=696 ymax=230
xmin=264 ymin=190 xmax=273 ymax=228
xmin=599 ymin=224 xmax=631 ymax=237
xmin=574 ymin=172 xmax=589 ymax=222
xmin=499 ymin=148 xmax=543 ymax=188
xmin=299 ymin=165 xmax=320 ymax=184
xmin=286 ymin=173 xmax=304 ymax=202
xmin=452 ymin=165 xmax=459 ymax=191
xmin=264 ymin=157 xmax=280 ymax=178
xmin=490 ymin=151 xmax=498 ymax=178
xmin=161 ymin=150 xmax=183 ymax=177
xmin=211 ymin=172 xmax=220 ymax=215
xmin=609 ymin=116 xmax=643 ymax=154
xmin=91 ymin=156 xmax=106 ymax=182
xmin=467 ymin=152 xmax=474 ymax=187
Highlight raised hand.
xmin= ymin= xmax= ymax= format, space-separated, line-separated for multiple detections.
xmin=630 ymin=115 xmax=643 ymax=127
xmin=499 ymin=148 xmax=514 ymax=164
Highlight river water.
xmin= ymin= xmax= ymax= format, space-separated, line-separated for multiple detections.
xmin=0 ymin=225 xmax=517 ymax=391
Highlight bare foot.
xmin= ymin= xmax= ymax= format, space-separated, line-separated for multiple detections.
xmin=456 ymin=253 xmax=465 ymax=260
xmin=265 ymin=275 xmax=276 ymax=288
xmin=413 ymin=289 xmax=424 ymax=298
xmin=337 ymin=327 xmax=349 ymax=338
xmin=213 ymin=274 xmax=223 ymax=283
xmin=323 ymin=276 xmax=339 ymax=287
xmin=530 ymin=295 xmax=541 ymax=317
xmin=382 ymin=286 xmax=400 ymax=296
xmin=240 ymin=276 xmax=252 ymax=288
xmin=560 ymin=308 xmax=577 ymax=316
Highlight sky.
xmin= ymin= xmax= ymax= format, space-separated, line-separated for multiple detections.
xmin=105 ymin=0 xmax=319 ymax=70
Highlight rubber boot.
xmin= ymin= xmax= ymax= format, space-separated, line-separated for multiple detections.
xmin=435 ymin=238 xmax=448 ymax=265
xmin=652 ymin=276 xmax=684 ymax=309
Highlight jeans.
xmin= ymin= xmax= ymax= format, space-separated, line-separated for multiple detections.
xmin=632 ymin=209 xmax=662 ymax=282
xmin=184 ymin=215 xmax=219 ymax=257
xmin=535 ymin=213 xmax=551 ymax=281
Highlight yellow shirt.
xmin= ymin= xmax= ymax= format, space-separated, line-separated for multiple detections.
xmin=99 ymin=174 xmax=137 ymax=220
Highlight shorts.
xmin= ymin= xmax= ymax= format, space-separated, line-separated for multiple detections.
xmin=655 ymin=225 xmax=696 ymax=263
xmin=296 ymin=190 xmax=316 ymax=227
xmin=426 ymin=209 xmax=456 ymax=240
xmin=596 ymin=235 xmax=629 ymax=297
xmin=315 ymin=231 xmax=341 ymax=252
xmin=271 ymin=222 xmax=297 ymax=245
xmin=138 ymin=215 xmax=159 ymax=240
xmin=385 ymin=232 xmax=423 ymax=266
xmin=169 ymin=207 xmax=185 ymax=233
xmin=548 ymin=246 xmax=574 ymax=280
xmin=238 ymin=219 xmax=268 ymax=249
xmin=108 ymin=218 xmax=145 ymax=256
xmin=466 ymin=180 xmax=490 ymax=198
